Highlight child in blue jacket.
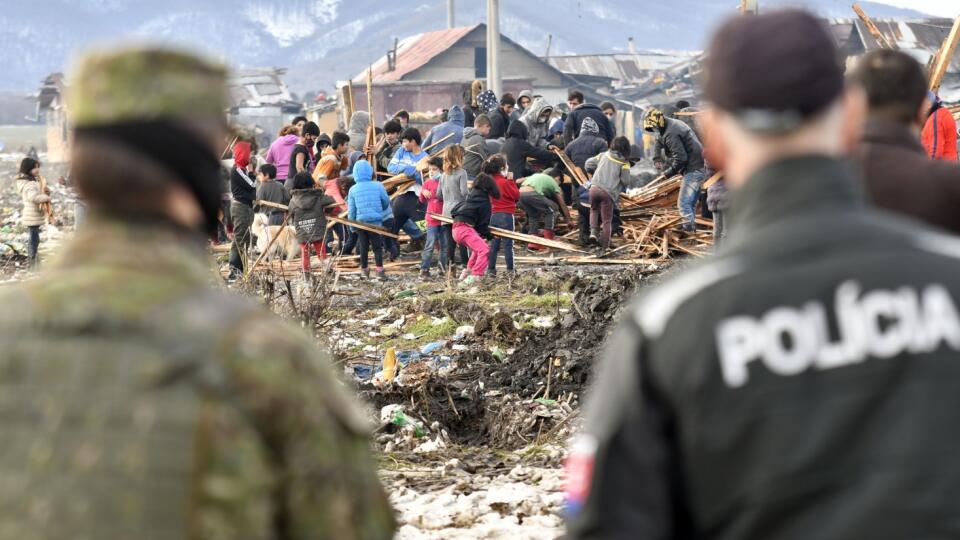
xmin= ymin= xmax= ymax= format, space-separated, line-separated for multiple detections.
xmin=347 ymin=160 xmax=391 ymax=280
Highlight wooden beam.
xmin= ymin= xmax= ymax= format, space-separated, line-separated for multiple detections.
xmin=702 ymin=171 xmax=724 ymax=189
xmin=930 ymin=15 xmax=960 ymax=93
xmin=366 ymin=65 xmax=376 ymax=163
xmin=852 ymin=3 xmax=895 ymax=50
xmin=327 ymin=216 xmax=400 ymax=239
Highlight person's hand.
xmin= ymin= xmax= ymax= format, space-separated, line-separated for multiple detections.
xmin=363 ymin=144 xmax=374 ymax=154
xmin=548 ymin=145 xmax=559 ymax=152
xmin=43 ymin=186 xmax=51 ymax=195
xmin=422 ymin=189 xmax=432 ymax=198
xmin=57 ymin=176 xmax=67 ymax=186
xmin=507 ymin=171 xmax=514 ymax=180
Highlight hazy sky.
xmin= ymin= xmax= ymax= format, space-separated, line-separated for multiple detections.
xmin=877 ymin=0 xmax=958 ymax=17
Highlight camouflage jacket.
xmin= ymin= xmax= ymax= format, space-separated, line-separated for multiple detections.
xmin=0 ymin=218 xmax=395 ymax=540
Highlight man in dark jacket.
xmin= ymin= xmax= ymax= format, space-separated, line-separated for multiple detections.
xmin=564 ymin=91 xmax=614 ymax=144
xmin=850 ymin=49 xmax=960 ymax=235
xmin=646 ymin=106 xmax=706 ymax=231
xmin=501 ymin=120 xmax=556 ymax=180
xmin=567 ymin=10 xmax=960 ymax=539
xmin=487 ymin=93 xmax=516 ymax=140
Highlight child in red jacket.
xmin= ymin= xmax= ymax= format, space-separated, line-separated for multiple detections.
xmin=922 ymin=92 xmax=958 ymax=161
xmin=419 ymin=156 xmax=445 ymax=279
xmin=484 ymin=154 xmax=520 ymax=275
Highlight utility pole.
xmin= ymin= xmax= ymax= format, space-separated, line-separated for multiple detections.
xmin=448 ymin=0 xmax=455 ymax=29
xmin=486 ymin=0 xmax=502 ymax=97
xmin=544 ymin=34 xmax=553 ymax=59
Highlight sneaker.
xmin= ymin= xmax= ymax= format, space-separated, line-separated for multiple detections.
xmin=459 ymin=275 xmax=478 ymax=287
xmin=361 ymin=268 xmax=370 ymax=280
xmin=588 ymin=231 xmax=600 ymax=246
xmin=402 ymin=237 xmax=425 ymax=254
xmin=419 ymin=270 xmax=431 ymax=281
xmin=459 ymin=268 xmax=470 ymax=281
xmin=376 ymin=269 xmax=387 ymax=281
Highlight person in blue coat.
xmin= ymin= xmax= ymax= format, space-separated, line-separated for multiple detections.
xmin=347 ymin=160 xmax=390 ymax=279
xmin=423 ymin=105 xmax=465 ymax=152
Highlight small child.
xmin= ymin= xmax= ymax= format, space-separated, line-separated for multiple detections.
xmin=255 ymin=163 xmax=290 ymax=226
xmin=15 ymin=157 xmax=49 ymax=268
xmin=440 ymin=144 xmax=470 ymax=273
xmin=419 ymin=156 xmax=445 ymax=280
xmin=451 ymin=173 xmax=500 ymax=286
xmin=288 ymin=171 xmax=336 ymax=276
xmin=485 ymin=155 xmax=520 ymax=276
xmin=584 ymin=136 xmax=633 ymax=254
xmin=347 ymin=160 xmax=391 ymax=280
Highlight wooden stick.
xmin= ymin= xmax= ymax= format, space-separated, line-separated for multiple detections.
xmin=327 ymin=215 xmax=400 ymax=239
xmin=255 ymin=200 xmax=289 ymax=211
xmin=852 ymin=3 xmax=895 ymax=50
xmin=347 ymin=80 xmax=356 ymax=124
xmin=244 ymin=211 xmax=291 ymax=281
xmin=220 ymin=136 xmax=239 ymax=160
xmin=38 ymin=175 xmax=53 ymax=223
xmin=929 ymin=15 xmax=960 ymax=93
xmin=422 ymin=132 xmax=455 ymax=155
xmin=366 ymin=65 xmax=376 ymax=163
xmin=702 ymin=171 xmax=724 ymax=189
xmin=552 ymin=148 xmax=588 ymax=187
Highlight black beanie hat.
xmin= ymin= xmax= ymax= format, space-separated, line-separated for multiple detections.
xmin=706 ymin=9 xmax=844 ymax=133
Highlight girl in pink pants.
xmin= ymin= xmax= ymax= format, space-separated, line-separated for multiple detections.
xmin=450 ymin=173 xmax=501 ymax=286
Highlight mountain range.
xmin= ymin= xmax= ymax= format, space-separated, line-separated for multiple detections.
xmin=0 ymin=0 xmax=929 ymax=96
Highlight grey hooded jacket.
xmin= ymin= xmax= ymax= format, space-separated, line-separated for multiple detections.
xmin=520 ymin=98 xmax=555 ymax=149
xmin=462 ymin=127 xmax=490 ymax=180
xmin=347 ymin=111 xmax=370 ymax=153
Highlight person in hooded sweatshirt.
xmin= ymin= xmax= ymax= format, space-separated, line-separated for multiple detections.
xmin=288 ymin=171 xmax=336 ymax=277
xmin=266 ymin=125 xmax=299 ymax=181
xmin=346 ymin=111 xmax=371 ymax=154
xmin=423 ymin=105 xmax=465 ymax=152
xmin=585 ymin=136 xmax=635 ymax=254
xmin=346 ymin=160 xmax=390 ymax=280
xmin=502 ymin=120 xmax=557 ymax=182
xmin=520 ymin=98 xmax=555 ymax=149
xmin=566 ymin=117 xmax=609 ymax=172
xmin=511 ymin=90 xmax=534 ymax=122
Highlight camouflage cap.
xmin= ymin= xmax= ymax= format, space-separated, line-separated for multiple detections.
xmin=67 ymin=46 xmax=229 ymax=127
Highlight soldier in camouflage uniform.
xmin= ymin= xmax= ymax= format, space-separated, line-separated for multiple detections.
xmin=0 ymin=47 xmax=395 ymax=539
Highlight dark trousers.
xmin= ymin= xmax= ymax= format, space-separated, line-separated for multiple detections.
xmin=589 ymin=187 xmax=615 ymax=249
xmin=356 ymin=229 xmax=384 ymax=269
xmin=217 ymin=199 xmax=232 ymax=244
xmin=442 ymin=223 xmax=468 ymax=265
xmin=229 ymin=201 xmax=253 ymax=271
xmin=519 ymin=192 xmax=558 ymax=231
xmin=27 ymin=225 xmax=40 ymax=262
xmin=324 ymin=223 xmax=347 ymax=255
xmin=487 ymin=212 xmax=515 ymax=271
xmin=391 ymin=192 xmax=426 ymax=239
xmin=575 ymin=204 xmax=591 ymax=244
xmin=382 ymin=218 xmax=401 ymax=260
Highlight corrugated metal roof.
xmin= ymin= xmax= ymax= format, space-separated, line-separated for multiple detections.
xmin=228 ymin=68 xmax=296 ymax=108
xmin=546 ymin=52 xmax=697 ymax=84
xmin=358 ymin=25 xmax=479 ymax=83
xmin=828 ymin=18 xmax=960 ymax=73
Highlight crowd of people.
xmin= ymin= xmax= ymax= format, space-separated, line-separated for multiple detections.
xmin=213 ymin=86 xmax=681 ymax=285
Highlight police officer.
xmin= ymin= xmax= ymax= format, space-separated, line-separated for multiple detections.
xmin=0 ymin=47 xmax=395 ymax=539
xmin=567 ymin=10 xmax=960 ymax=539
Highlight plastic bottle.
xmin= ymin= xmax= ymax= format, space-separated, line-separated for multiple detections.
xmin=383 ymin=347 xmax=398 ymax=381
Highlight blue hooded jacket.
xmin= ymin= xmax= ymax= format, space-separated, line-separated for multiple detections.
xmin=347 ymin=160 xmax=391 ymax=225
xmin=423 ymin=105 xmax=465 ymax=152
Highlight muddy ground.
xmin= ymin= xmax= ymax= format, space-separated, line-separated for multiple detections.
xmin=232 ymin=253 xmax=671 ymax=538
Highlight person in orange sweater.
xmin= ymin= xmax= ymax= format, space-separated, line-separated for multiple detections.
xmin=922 ymin=91 xmax=958 ymax=161
xmin=314 ymin=131 xmax=351 ymax=253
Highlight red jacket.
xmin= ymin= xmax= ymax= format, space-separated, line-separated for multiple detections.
xmin=491 ymin=173 xmax=520 ymax=214
xmin=922 ymin=107 xmax=958 ymax=161
xmin=420 ymin=177 xmax=444 ymax=226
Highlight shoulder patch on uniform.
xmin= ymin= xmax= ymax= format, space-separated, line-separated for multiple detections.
xmin=634 ymin=258 xmax=744 ymax=338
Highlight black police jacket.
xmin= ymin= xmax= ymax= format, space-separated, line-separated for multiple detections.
xmin=567 ymin=156 xmax=960 ymax=540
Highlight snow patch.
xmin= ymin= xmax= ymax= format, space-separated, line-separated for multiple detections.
xmin=242 ymin=0 xmax=340 ymax=47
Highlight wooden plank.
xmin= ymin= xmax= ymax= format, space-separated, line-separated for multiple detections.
xmin=244 ymin=211 xmax=292 ymax=281
xmin=327 ymin=216 xmax=400 ymax=239
xmin=929 ymin=15 xmax=960 ymax=93
xmin=702 ymin=171 xmax=723 ymax=189
xmin=366 ymin=65 xmax=376 ymax=163
xmin=552 ymin=148 xmax=588 ymax=186
xmin=852 ymin=3 xmax=895 ymax=50
xmin=423 ymin=132 xmax=455 ymax=155
xmin=255 ymin=199 xmax=289 ymax=211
